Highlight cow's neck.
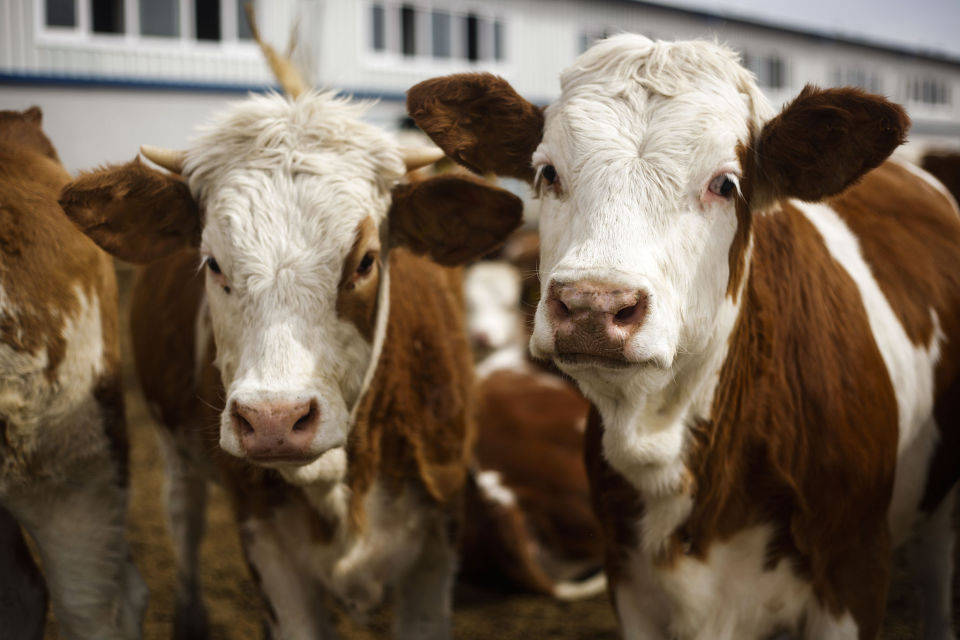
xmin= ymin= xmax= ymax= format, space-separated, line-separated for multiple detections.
xmin=587 ymin=241 xmax=754 ymax=554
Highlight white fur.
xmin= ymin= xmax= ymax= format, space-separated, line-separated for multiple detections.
xmin=464 ymin=261 xmax=523 ymax=350
xmin=182 ymin=92 xmax=404 ymax=475
xmin=476 ymin=470 xmax=518 ymax=508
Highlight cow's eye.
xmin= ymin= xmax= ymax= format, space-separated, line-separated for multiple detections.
xmin=708 ymin=173 xmax=738 ymax=199
xmin=356 ymin=252 xmax=375 ymax=276
xmin=541 ymin=165 xmax=558 ymax=185
xmin=206 ymin=257 xmax=222 ymax=274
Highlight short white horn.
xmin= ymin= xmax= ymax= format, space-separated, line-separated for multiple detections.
xmin=140 ymin=145 xmax=186 ymax=174
xmin=401 ymin=146 xmax=445 ymax=172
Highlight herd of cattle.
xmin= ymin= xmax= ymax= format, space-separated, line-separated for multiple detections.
xmin=2 ymin=26 xmax=960 ymax=640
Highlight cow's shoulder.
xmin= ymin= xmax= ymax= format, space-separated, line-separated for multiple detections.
xmin=131 ymin=248 xmax=209 ymax=428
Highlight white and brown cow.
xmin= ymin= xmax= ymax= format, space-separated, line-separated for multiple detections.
xmin=58 ymin=78 xmax=522 ymax=638
xmin=0 ymin=108 xmax=147 ymax=638
xmin=409 ymin=35 xmax=960 ymax=639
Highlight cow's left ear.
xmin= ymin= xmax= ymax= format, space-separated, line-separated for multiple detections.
xmin=751 ymin=85 xmax=909 ymax=203
xmin=389 ymin=174 xmax=523 ymax=266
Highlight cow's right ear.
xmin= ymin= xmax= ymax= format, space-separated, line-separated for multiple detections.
xmin=59 ymin=158 xmax=201 ymax=264
xmin=407 ymin=73 xmax=544 ymax=182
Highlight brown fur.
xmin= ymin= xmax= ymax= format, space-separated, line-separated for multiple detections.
xmin=389 ymin=173 xmax=523 ymax=265
xmin=755 ymin=86 xmax=909 ymax=204
xmin=461 ymin=369 xmax=603 ymax=595
xmin=407 ymin=73 xmax=544 ymax=181
xmin=921 ymin=151 xmax=960 ymax=205
xmin=59 ymin=158 xmax=201 ymax=264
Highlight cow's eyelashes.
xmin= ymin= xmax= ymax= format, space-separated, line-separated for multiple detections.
xmin=356 ymin=251 xmax=376 ymax=276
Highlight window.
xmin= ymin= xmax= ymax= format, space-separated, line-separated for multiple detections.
xmin=907 ymin=77 xmax=952 ymax=106
xmin=742 ymin=53 xmax=787 ymax=89
xmin=46 ymin=0 xmax=76 ymax=27
xmin=832 ymin=67 xmax=882 ymax=94
xmin=401 ymin=5 xmax=416 ymax=56
xmin=432 ymin=11 xmax=451 ymax=58
xmin=579 ymin=28 xmax=613 ymax=53
xmin=195 ymin=0 xmax=221 ymax=41
xmin=465 ymin=14 xmax=479 ymax=61
xmin=92 ymin=0 xmax=124 ymax=34
xmin=371 ymin=4 xmax=386 ymax=51
xmin=140 ymin=0 xmax=179 ymax=37
xmin=493 ymin=20 xmax=504 ymax=61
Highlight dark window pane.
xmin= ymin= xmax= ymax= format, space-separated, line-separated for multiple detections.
xmin=92 ymin=0 xmax=124 ymax=33
xmin=195 ymin=0 xmax=221 ymax=41
xmin=371 ymin=4 xmax=385 ymax=51
xmin=46 ymin=0 xmax=75 ymax=26
xmin=237 ymin=0 xmax=253 ymax=39
xmin=432 ymin=11 xmax=450 ymax=58
xmin=141 ymin=0 xmax=179 ymax=36
xmin=493 ymin=20 xmax=504 ymax=60
xmin=466 ymin=13 xmax=478 ymax=61
xmin=766 ymin=57 xmax=784 ymax=89
xmin=401 ymin=5 xmax=416 ymax=56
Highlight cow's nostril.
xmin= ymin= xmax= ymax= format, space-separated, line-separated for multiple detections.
xmin=613 ymin=298 xmax=647 ymax=326
xmin=550 ymin=296 xmax=572 ymax=319
xmin=292 ymin=402 xmax=318 ymax=433
xmin=235 ymin=412 xmax=254 ymax=436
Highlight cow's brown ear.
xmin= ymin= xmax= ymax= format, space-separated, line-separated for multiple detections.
xmin=22 ymin=106 xmax=42 ymax=126
xmin=59 ymin=158 xmax=200 ymax=264
xmin=389 ymin=174 xmax=523 ymax=266
xmin=752 ymin=85 xmax=909 ymax=203
xmin=407 ymin=73 xmax=543 ymax=182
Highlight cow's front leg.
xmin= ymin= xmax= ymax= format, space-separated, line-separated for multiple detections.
xmin=908 ymin=485 xmax=958 ymax=640
xmin=393 ymin=516 xmax=456 ymax=640
xmin=157 ymin=430 xmax=209 ymax=639
xmin=240 ymin=515 xmax=337 ymax=640
xmin=0 ymin=503 xmax=47 ymax=640
xmin=14 ymin=460 xmax=147 ymax=640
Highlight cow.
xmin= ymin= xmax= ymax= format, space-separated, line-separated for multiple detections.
xmin=462 ymin=366 xmax=605 ymax=600
xmin=921 ymin=151 xmax=960 ymax=208
xmin=408 ymin=35 xmax=960 ymax=639
xmin=57 ymin=32 xmax=523 ymax=638
xmin=0 ymin=107 xmax=147 ymax=638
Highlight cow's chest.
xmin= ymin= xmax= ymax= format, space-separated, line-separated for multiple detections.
xmin=251 ymin=481 xmax=433 ymax=614
xmin=614 ymin=525 xmax=815 ymax=640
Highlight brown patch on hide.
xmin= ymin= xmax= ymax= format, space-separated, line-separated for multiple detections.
xmin=407 ymin=73 xmax=544 ymax=181
xmin=346 ymin=248 xmax=475 ymax=527
xmin=754 ymin=85 xmax=909 ymax=203
xmin=336 ymin=216 xmax=380 ymax=341
xmin=60 ymin=158 xmax=200 ymax=264
xmin=0 ymin=110 xmax=116 ymax=383
xmin=460 ymin=369 xmax=602 ymax=595
xmin=389 ymin=173 xmax=523 ymax=266
xmin=823 ymin=161 xmax=960 ymax=515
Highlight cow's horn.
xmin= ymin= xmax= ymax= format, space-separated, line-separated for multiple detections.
xmin=140 ymin=145 xmax=186 ymax=174
xmin=401 ymin=146 xmax=445 ymax=172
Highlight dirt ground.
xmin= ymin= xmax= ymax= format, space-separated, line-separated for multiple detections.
xmin=39 ymin=268 xmax=957 ymax=639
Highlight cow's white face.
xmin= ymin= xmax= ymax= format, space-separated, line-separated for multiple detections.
xmin=464 ymin=261 xmax=523 ymax=355
xmin=185 ymin=94 xmax=403 ymax=476
xmin=529 ymin=36 xmax=770 ymax=398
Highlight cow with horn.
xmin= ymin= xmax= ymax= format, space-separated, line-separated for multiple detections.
xmin=59 ymin=14 xmax=521 ymax=640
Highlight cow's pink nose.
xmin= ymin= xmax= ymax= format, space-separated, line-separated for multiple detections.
xmin=232 ymin=399 xmax=320 ymax=462
xmin=547 ymin=281 xmax=648 ymax=357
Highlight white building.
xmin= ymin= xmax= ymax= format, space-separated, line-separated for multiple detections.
xmin=2 ymin=0 xmax=959 ymax=172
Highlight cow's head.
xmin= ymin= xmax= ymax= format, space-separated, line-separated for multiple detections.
xmin=60 ymin=92 xmax=521 ymax=483
xmin=409 ymin=35 xmax=907 ymax=404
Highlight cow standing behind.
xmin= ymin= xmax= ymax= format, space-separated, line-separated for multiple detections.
xmin=59 ymin=86 xmax=522 ymax=638
xmin=410 ymin=35 xmax=960 ymax=639
xmin=0 ymin=108 xmax=146 ymax=638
